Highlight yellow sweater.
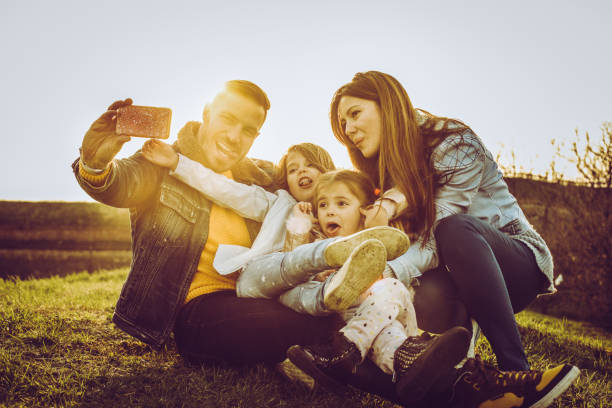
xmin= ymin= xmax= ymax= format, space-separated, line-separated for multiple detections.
xmin=184 ymin=192 xmax=252 ymax=302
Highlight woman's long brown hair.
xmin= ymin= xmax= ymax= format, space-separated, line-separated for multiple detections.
xmin=330 ymin=71 xmax=470 ymax=243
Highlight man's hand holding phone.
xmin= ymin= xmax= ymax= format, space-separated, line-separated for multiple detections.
xmin=80 ymin=99 xmax=173 ymax=172
xmin=80 ymin=98 xmax=134 ymax=171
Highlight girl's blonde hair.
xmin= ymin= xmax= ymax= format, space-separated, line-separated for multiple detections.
xmin=313 ymin=169 xmax=377 ymax=213
xmin=330 ymin=71 xmax=471 ymax=242
xmin=276 ymin=143 xmax=336 ymax=190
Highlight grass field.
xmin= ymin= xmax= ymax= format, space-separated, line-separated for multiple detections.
xmin=1 ymin=269 xmax=610 ymax=407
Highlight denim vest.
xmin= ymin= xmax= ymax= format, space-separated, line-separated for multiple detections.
xmin=72 ymin=152 xmax=268 ymax=348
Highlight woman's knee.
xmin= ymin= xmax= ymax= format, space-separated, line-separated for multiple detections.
xmin=434 ymin=214 xmax=493 ymax=265
xmin=434 ymin=214 xmax=476 ymax=242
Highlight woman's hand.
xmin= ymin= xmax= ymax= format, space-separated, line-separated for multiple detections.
xmin=361 ymin=204 xmax=390 ymax=228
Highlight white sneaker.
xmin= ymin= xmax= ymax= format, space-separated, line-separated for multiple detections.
xmin=324 ymin=226 xmax=410 ymax=267
xmin=323 ymin=239 xmax=387 ymax=311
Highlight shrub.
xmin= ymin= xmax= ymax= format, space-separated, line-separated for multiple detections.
xmin=507 ymin=123 xmax=612 ymax=328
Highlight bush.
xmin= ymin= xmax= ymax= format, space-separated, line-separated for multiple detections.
xmin=507 ymin=123 xmax=612 ymax=328
xmin=526 ymin=183 xmax=611 ymax=328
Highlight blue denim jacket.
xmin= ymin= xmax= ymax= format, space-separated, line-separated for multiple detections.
xmin=386 ymin=129 xmax=554 ymax=293
xmin=72 ymin=152 xmax=274 ymax=348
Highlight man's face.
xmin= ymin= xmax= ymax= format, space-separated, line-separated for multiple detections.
xmin=197 ymin=91 xmax=266 ymax=173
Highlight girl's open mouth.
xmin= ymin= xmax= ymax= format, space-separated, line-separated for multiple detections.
xmin=325 ymin=222 xmax=341 ymax=237
xmin=298 ymin=176 xmax=312 ymax=188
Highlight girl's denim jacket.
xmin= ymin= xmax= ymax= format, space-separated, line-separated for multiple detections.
xmin=72 ymin=152 xmax=274 ymax=348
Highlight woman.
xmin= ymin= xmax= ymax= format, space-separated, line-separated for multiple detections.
xmin=286 ymin=71 xmax=579 ymax=408
xmin=326 ymin=71 xmax=582 ymax=405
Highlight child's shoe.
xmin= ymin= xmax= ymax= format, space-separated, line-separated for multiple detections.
xmin=394 ymin=327 xmax=471 ymax=403
xmin=323 ymin=239 xmax=386 ymax=311
xmin=324 ymin=226 xmax=410 ymax=267
xmin=450 ymin=356 xmax=580 ymax=408
xmin=286 ymin=332 xmax=361 ymax=393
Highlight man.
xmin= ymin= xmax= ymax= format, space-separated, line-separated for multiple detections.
xmin=74 ymin=80 xmax=341 ymax=363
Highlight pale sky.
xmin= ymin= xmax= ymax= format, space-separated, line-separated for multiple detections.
xmin=1 ymin=0 xmax=610 ymax=201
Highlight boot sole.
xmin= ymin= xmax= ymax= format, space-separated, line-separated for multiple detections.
xmin=286 ymin=346 xmax=349 ymax=394
xmin=323 ymin=239 xmax=386 ymax=311
xmin=324 ymin=226 xmax=410 ymax=267
xmin=396 ymin=327 xmax=471 ymax=403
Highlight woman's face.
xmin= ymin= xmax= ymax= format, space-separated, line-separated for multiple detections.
xmin=337 ymin=95 xmax=382 ymax=158
xmin=285 ymin=151 xmax=323 ymax=202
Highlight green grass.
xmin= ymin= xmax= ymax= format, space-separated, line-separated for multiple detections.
xmin=1 ymin=269 xmax=611 ymax=407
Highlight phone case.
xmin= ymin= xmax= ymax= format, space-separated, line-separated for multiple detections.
xmin=116 ymin=105 xmax=172 ymax=139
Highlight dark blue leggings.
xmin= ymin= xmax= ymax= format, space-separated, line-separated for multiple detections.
xmin=414 ymin=213 xmax=546 ymax=370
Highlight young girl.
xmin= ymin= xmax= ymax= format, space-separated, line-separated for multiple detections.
xmin=142 ymin=140 xmax=470 ymax=398
xmin=281 ymin=170 xmax=470 ymax=399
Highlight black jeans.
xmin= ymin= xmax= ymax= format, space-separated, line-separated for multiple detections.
xmin=174 ymin=290 xmax=405 ymax=405
xmin=174 ymin=290 xmax=339 ymax=364
xmin=416 ymin=214 xmax=545 ymax=371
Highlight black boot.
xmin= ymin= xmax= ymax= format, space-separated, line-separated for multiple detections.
xmin=287 ymin=331 xmax=362 ymax=393
xmin=394 ymin=326 xmax=471 ymax=404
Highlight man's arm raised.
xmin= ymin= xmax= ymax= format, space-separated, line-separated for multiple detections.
xmin=74 ymin=99 xmax=165 ymax=208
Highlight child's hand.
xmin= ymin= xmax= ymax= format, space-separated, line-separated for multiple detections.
xmin=142 ymin=139 xmax=179 ymax=170
xmin=286 ymin=202 xmax=314 ymax=241
xmin=291 ymin=202 xmax=315 ymax=221
xmin=297 ymin=201 xmax=313 ymax=215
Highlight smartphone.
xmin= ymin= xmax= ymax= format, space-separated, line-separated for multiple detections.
xmin=116 ymin=105 xmax=172 ymax=139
